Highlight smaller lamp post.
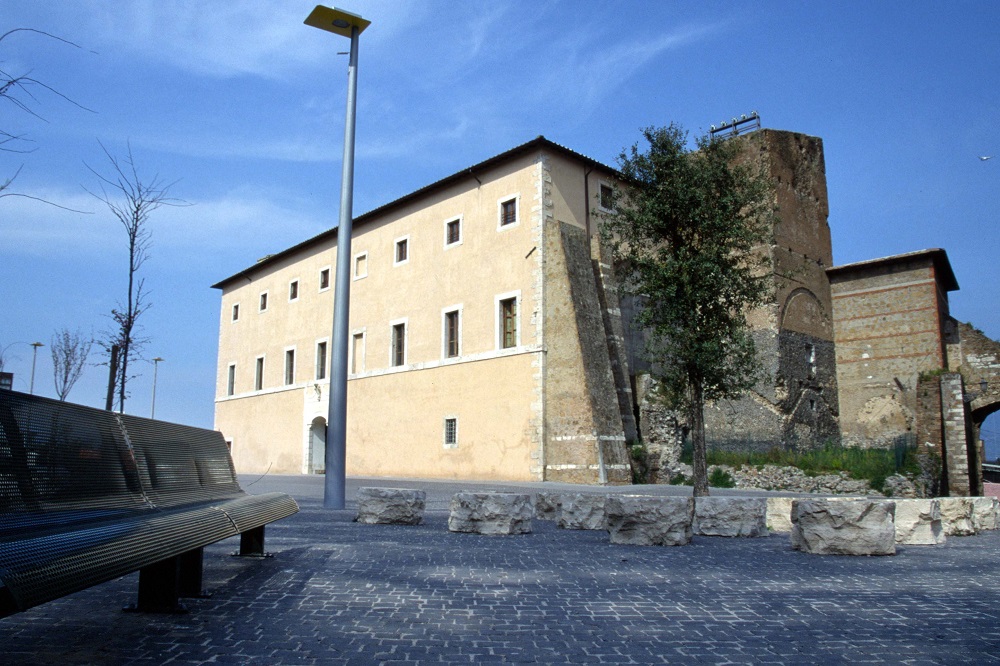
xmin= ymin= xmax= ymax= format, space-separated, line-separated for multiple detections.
xmin=151 ymin=357 xmax=164 ymax=419
xmin=29 ymin=342 xmax=44 ymax=395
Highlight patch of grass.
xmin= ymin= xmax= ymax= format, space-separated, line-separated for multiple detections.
xmin=708 ymin=467 xmax=735 ymax=488
xmin=681 ymin=439 xmax=921 ymax=493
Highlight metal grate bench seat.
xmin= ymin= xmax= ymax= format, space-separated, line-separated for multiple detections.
xmin=0 ymin=390 xmax=298 ymax=616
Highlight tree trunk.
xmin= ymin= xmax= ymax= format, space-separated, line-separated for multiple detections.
xmin=690 ymin=379 xmax=710 ymax=497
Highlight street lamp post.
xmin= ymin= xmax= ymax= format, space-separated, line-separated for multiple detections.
xmin=304 ymin=5 xmax=370 ymax=509
xmin=151 ymin=357 xmax=164 ymax=419
xmin=29 ymin=342 xmax=44 ymax=395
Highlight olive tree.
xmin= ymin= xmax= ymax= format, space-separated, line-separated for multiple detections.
xmin=600 ymin=123 xmax=775 ymax=496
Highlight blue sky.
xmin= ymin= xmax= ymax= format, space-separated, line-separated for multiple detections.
xmin=2 ymin=1 xmax=998 ymax=451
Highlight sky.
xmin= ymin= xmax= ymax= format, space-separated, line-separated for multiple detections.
xmin=2 ymin=1 xmax=998 ymax=452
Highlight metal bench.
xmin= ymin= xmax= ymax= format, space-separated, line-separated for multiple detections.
xmin=0 ymin=389 xmax=299 ymax=616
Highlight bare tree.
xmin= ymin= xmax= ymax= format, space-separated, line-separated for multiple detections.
xmin=50 ymin=328 xmax=92 ymax=401
xmin=86 ymin=142 xmax=185 ymax=413
xmin=1 ymin=28 xmax=95 ymax=210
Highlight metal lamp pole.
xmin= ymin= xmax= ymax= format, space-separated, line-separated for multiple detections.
xmin=151 ymin=357 xmax=164 ymax=418
xmin=304 ymin=5 xmax=370 ymax=509
xmin=29 ymin=342 xmax=44 ymax=395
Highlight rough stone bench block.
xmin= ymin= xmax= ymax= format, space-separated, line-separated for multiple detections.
xmin=355 ymin=487 xmax=426 ymax=525
xmin=892 ymin=499 xmax=945 ymax=545
xmin=766 ymin=497 xmax=795 ymax=533
xmin=605 ymin=496 xmax=693 ymax=546
xmin=971 ymin=497 xmax=999 ymax=532
xmin=791 ymin=499 xmax=896 ymax=555
xmin=448 ymin=493 xmax=533 ymax=535
xmin=937 ymin=498 xmax=976 ymax=536
xmin=558 ymin=493 xmax=607 ymax=530
xmin=534 ymin=492 xmax=561 ymax=521
xmin=695 ymin=497 xmax=768 ymax=537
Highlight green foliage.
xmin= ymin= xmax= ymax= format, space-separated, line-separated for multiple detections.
xmin=683 ymin=442 xmax=923 ymax=493
xmin=628 ymin=443 xmax=650 ymax=484
xmin=599 ymin=123 xmax=775 ymax=496
xmin=708 ymin=467 xmax=736 ymax=488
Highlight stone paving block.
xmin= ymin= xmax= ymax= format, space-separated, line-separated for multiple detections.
xmin=448 ymin=492 xmax=533 ymax=535
xmin=605 ymin=495 xmax=693 ymax=546
xmin=971 ymin=496 xmax=999 ymax=531
xmin=938 ymin=497 xmax=977 ymax=536
xmin=557 ymin=493 xmax=607 ymax=530
xmin=766 ymin=496 xmax=795 ymax=533
xmin=892 ymin=499 xmax=946 ymax=545
xmin=791 ymin=499 xmax=896 ymax=555
xmin=355 ymin=487 xmax=426 ymax=525
xmin=695 ymin=496 xmax=768 ymax=537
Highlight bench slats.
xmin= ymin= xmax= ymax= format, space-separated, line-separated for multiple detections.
xmin=0 ymin=390 xmax=298 ymax=616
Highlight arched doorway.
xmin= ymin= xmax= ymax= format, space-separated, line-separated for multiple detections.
xmin=308 ymin=416 xmax=326 ymax=474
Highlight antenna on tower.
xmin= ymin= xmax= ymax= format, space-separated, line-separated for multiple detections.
xmin=709 ymin=110 xmax=760 ymax=140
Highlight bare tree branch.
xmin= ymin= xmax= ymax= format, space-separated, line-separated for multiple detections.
xmin=50 ymin=328 xmax=93 ymax=401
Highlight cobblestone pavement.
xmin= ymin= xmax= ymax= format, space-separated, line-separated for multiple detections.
xmin=2 ymin=475 xmax=999 ymax=665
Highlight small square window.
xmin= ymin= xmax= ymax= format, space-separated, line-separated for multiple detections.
xmin=444 ymin=418 xmax=458 ymax=448
xmin=354 ymin=252 xmax=368 ymax=280
xmin=394 ymin=237 xmax=409 ymax=266
xmin=232 ymin=303 xmax=240 ymax=322
xmin=316 ymin=341 xmax=328 ymax=381
xmin=254 ymin=356 xmax=265 ymax=391
xmin=284 ymin=349 xmax=295 ymax=386
xmin=445 ymin=218 xmax=461 ymax=246
xmin=500 ymin=198 xmax=517 ymax=227
xmin=289 ymin=280 xmax=299 ymax=301
xmin=319 ymin=268 xmax=331 ymax=291
xmin=599 ymin=183 xmax=614 ymax=211
xmin=391 ymin=322 xmax=406 ymax=367
xmin=259 ymin=292 xmax=268 ymax=312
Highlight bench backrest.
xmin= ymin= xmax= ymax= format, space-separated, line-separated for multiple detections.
xmin=0 ymin=390 xmax=243 ymax=535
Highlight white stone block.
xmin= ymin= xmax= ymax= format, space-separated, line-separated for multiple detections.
xmin=355 ymin=487 xmax=426 ymax=525
xmin=448 ymin=492 xmax=533 ymax=535
xmin=694 ymin=497 xmax=768 ymax=537
xmin=790 ymin=499 xmax=896 ymax=555
xmin=971 ymin=497 xmax=999 ymax=531
xmin=938 ymin=498 xmax=976 ymax=536
xmin=605 ymin=495 xmax=693 ymax=546
xmin=766 ymin=497 xmax=795 ymax=533
xmin=534 ymin=492 xmax=561 ymax=521
xmin=892 ymin=499 xmax=946 ymax=545
xmin=558 ymin=493 xmax=607 ymax=530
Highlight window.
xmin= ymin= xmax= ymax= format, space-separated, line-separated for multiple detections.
xmin=391 ymin=322 xmax=406 ymax=367
xmin=444 ymin=417 xmax=458 ymax=448
xmin=444 ymin=308 xmax=461 ymax=358
xmin=259 ymin=291 xmax=268 ymax=312
xmin=351 ymin=332 xmax=365 ymax=374
xmin=394 ymin=236 xmax=409 ymax=266
xmin=289 ymin=280 xmax=299 ymax=301
xmin=284 ymin=349 xmax=295 ymax=385
xmin=599 ymin=183 xmax=614 ymax=211
xmin=354 ymin=252 xmax=368 ymax=280
xmin=227 ymin=364 xmax=236 ymax=396
xmin=232 ymin=303 xmax=240 ymax=322
xmin=254 ymin=356 xmax=265 ymax=391
xmin=319 ymin=267 xmax=331 ymax=291
xmin=445 ymin=217 xmax=462 ymax=246
xmin=499 ymin=195 xmax=518 ymax=228
xmin=315 ymin=341 xmax=328 ymax=380
xmin=807 ymin=343 xmax=817 ymax=378
xmin=499 ymin=296 xmax=518 ymax=349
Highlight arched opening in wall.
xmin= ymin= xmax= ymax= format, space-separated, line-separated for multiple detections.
xmin=309 ymin=416 xmax=327 ymax=474
xmin=973 ymin=403 xmax=1000 ymax=464
xmin=779 ymin=288 xmax=830 ymax=338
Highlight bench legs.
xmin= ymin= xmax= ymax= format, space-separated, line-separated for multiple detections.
xmin=236 ymin=526 xmax=272 ymax=557
xmin=128 ymin=547 xmax=207 ymax=613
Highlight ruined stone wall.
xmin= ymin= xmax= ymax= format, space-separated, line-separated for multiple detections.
xmin=702 ymin=130 xmax=839 ymax=452
xmin=829 ymin=253 xmax=952 ymax=448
